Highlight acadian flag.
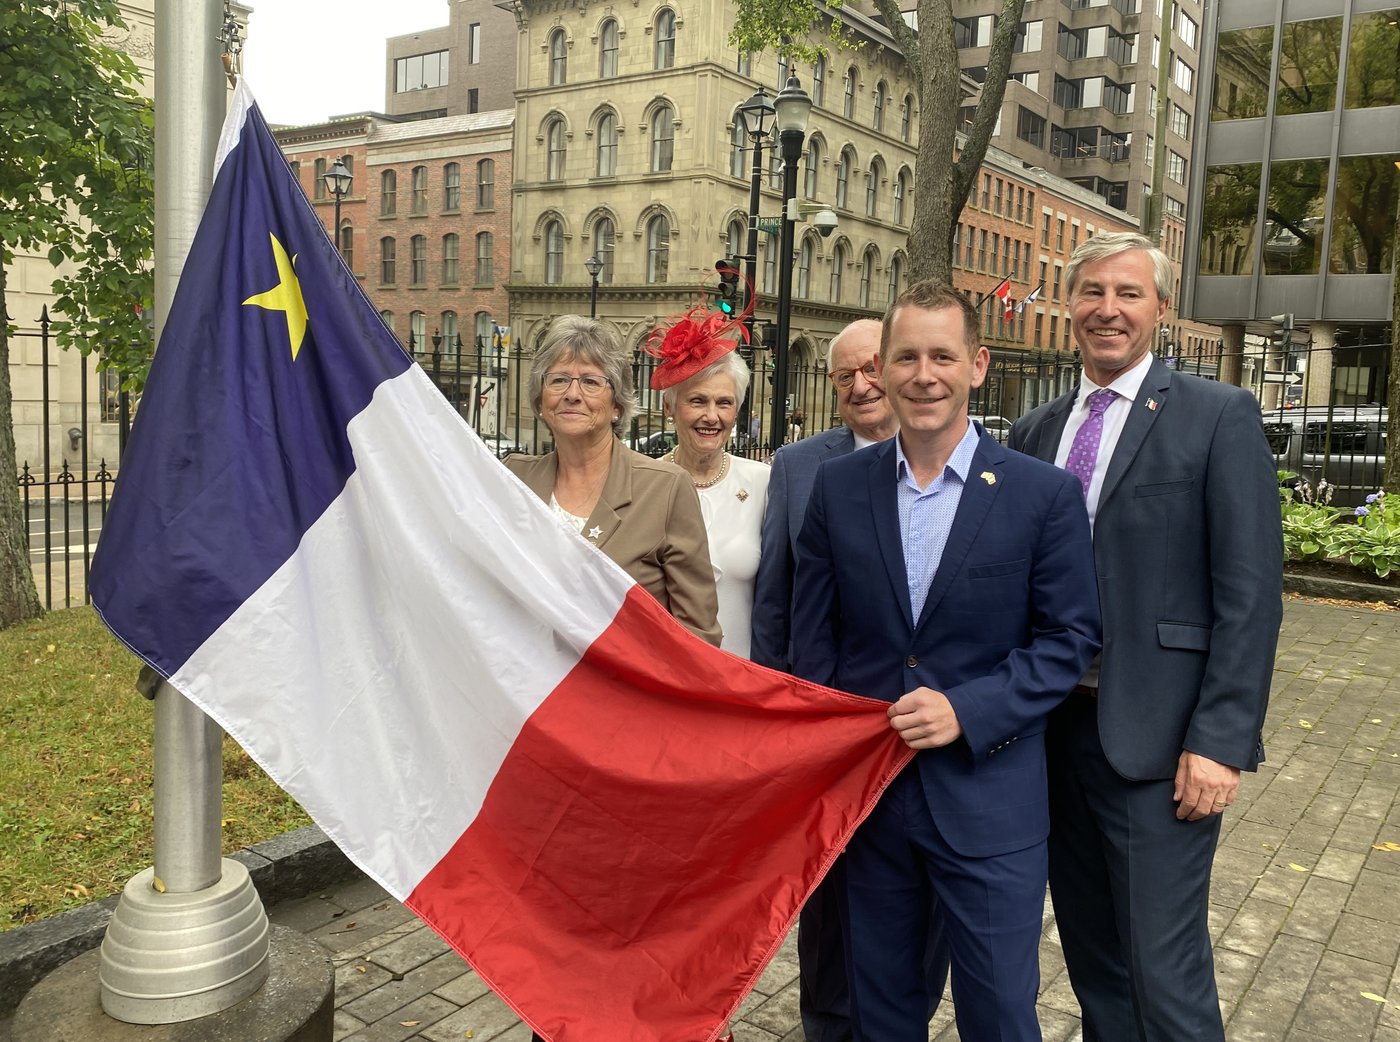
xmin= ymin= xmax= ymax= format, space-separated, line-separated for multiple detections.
xmin=1015 ymin=280 xmax=1044 ymax=315
xmin=88 ymin=83 xmax=910 ymax=1042
xmin=992 ymin=275 xmax=1013 ymax=320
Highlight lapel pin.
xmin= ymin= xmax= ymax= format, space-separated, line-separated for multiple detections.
xmin=1145 ymin=397 xmax=1158 ymax=411
xmin=736 ymin=488 xmax=749 ymax=502
xmin=980 ymin=471 xmax=996 ymax=485
xmin=587 ymin=525 xmax=602 ymax=540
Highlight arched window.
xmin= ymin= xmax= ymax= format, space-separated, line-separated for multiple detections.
xmin=442 ymin=162 xmax=460 ymax=210
xmin=777 ymin=54 xmax=789 ymax=88
xmin=829 ymin=242 xmax=846 ymax=303
xmin=893 ymin=170 xmax=908 ymax=225
xmin=593 ymin=216 xmax=616 ymax=282
xmin=730 ymin=117 xmax=746 ymax=178
xmin=599 ymin=18 xmax=619 ymax=78
xmin=596 ymin=111 xmax=618 ymax=176
xmin=441 ymin=233 xmax=459 ymax=283
xmin=410 ymin=235 xmax=427 ymax=284
xmin=475 ymin=232 xmax=493 ymax=284
xmin=859 ymin=247 xmax=876 ymax=308
xmin=835 ymin=148 xmax=852 ymax=208
xmin=379 ymin=237 xmax=396 ymax=284
xmin=646 ymin=213 xmax=670 ymax=283
xmin=338 ymin=220 xmax=352 ymax=265
xmin=380 ymin=309 xmax=395 ymax=334
xmin=313 ymin=157 xmax=327 ymax=199
xmin=804 ymin=138 xmax=821 ymax=199
xmin=873 ymin=81 xmax=887 ymax=132
xmin=654 ymin=9 xmax=675 ymax=69
xmin=476 ymin=159 xmax=494 ymax=209
xmin=762 ymin=238 xmax=776 ymax=293
xmin=843 ymin=67 xmax=857 ymax=119
xmin=544 ymin=219 xmax=564 ymax=284
xmin=768 ymin=147 xmax=782 ymax=191
xmin=866 ymin=159 xmax=883 ymax=217
xmin=380 ymin=170 xmax=396 ymax=216
xmin=411 ymin=165 xmax=427 ymax=214
xmin=545 ymin=117 xmax=566 ymax=179
xmin=797 ymin=238 xmax=813 ymax=297
xmin=440 ymin=311 xmax=459 ymax=355
xmin=475 ymin=311 xmax=494 ymax=346
xmin=410 ymin=310 xmax=426 ymax=350
xmin=726 ymin=217 xmax=746 ymax=259
xmin=900 ymin=94 xmax=914 ymax=142
xmin=812 ymin=56 xmax=826 ymax=107
xmin=650 ymin=104 xmax=674 ymax=172
xmin=549 ymin=27 xmax=567 ymax=85
xmin=887 ymin=254 xmax=904 ymax=304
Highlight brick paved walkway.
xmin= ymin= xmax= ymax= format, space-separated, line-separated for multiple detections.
xmin=274 ymin=596 xmax=1400 ymax=1041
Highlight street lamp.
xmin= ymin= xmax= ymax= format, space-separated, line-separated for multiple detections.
xmin=770 ymin=72 xmax=812 ymax=451
xmin=584 ymin=254 xmax=604 ymax=317
xmin=324 ymin=158 xmax=353 ymax=259
xmin=737 ymin=86 xmax=776 ymax=445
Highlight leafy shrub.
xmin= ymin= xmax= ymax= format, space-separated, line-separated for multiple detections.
xmin=1327 ymin=490 xmax=1400 ymax=578
xmin=1280 ymin=475 xmax=1345 ymax=562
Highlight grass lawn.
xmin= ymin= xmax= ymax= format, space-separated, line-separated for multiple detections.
xmin=0 ymin=606 xmax=310 ymax=932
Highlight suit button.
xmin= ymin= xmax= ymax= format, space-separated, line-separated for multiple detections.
xmin=906 ymin=655 xmax=919 ymax=668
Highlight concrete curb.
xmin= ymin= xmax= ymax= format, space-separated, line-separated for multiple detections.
xmin=1284 ymin=570 xmax=1400 ymax=605
xmin=0 ymin=824 xmax=362 ymax=1017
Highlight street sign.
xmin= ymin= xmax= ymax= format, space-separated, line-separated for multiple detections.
xmin=756 ymin=218 xmax=782 ymax=236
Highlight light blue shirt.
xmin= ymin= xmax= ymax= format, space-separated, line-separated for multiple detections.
xmin=895 ymin=420 xmax=981 ymax=622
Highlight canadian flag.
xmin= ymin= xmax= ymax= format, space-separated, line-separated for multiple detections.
xmin=993 ymin=277 xmax=1013 ymax=320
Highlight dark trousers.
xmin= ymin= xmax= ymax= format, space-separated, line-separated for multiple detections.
xmin=799 ymin=855 xmax=950 ymax=1042
xmin=843 ymin=767 xmax=1046 ymax=1042
xmin=1047 ymin=695 xmax=1225 ymax=1042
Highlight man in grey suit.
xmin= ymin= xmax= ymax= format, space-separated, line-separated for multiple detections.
xmin=1009 ymin=232 xmax=1283 ymax=1042
xmin=754 ymin=319 xmax=946 ymax=1042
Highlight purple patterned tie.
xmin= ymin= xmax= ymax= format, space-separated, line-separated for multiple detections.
xmin=1065 ymin=389 xmax=1116 ymax=498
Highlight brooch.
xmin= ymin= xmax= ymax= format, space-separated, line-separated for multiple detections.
xmin=587 ymin=526 xmax=602 ymax=540
xmin=736 ymin=488 xmax=749 ymax=502
xmin=980 ymin=472 xmax=996 ymax=485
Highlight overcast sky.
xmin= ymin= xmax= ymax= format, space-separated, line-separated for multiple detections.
xmin=241 ymin=1 xmax=451 ymax=126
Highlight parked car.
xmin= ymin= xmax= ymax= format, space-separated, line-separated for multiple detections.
xmin=1262 ymin=404 xmax=1387 ymax=505
xmin=975 ymin=415 xmax=1014 ymax=444
xmin=628 ymin=430 xmax=678 ymax=458
xmin=478 ymin=433 xmax=528 ymax=459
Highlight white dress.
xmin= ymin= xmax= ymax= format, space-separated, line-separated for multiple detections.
xmin=695 ymin=454 xmax=771 ymax=660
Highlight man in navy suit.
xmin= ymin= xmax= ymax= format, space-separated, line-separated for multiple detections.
xmin=791 ymin=281 xmax=1101 ymax=1041
xmin=755 ymin=319 xmax=949 ymax=1042
xmin=1009 ymin=233 xmax=1282 ymax=1041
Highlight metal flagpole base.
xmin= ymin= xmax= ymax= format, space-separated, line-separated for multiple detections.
xmin=98 ymin=858 xmax=270 ymax=1024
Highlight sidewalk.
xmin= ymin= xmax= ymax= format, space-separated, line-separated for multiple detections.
xmin=10 ymin=595 xmax=1400 ymax=1040
xmin=260 ymin=595 xmax=1400 ymax=1042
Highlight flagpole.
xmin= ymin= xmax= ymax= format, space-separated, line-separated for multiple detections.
xmin=98 ymin=0 xmax=272 ymax=1023
xmin=973 ymin=275 xmax=1012 ymax=310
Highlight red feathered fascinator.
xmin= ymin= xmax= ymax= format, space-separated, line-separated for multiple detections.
xmin=646 ymin=273 xmax=753 ymax=390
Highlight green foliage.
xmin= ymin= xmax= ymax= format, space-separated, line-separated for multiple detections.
xmin=0 ymin=608 xmax=309 ymax=929
xmin=0 ymin=0 xmax=155 ymax=387
xmin=1280 ymin=477 xmax=1344 ymax=561
xmin=728 ymin=0 xmax=856 ymax=64
xmin=1328 ymin=491 xmax=1400 ymax=578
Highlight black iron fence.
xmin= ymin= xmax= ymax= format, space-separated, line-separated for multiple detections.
xmin=15 ymin=319 xmax=1394 ymax=607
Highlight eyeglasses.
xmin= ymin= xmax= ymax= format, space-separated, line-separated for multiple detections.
xmin=543 ymin=372 xmax=613 ymax=396
xmin=827 ymin=359 xmax=878 ymax=390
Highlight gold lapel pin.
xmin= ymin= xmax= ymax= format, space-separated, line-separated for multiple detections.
xmin=981 ymin=471 xmax=996 ymax=485
xmin=736 ymin=488 xmax=749 ymax=502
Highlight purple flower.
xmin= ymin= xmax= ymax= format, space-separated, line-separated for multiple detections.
xmin=1356 ymin=506 xmax=1370 ymax=517
xmin=1366 ymin=494 xmax=1378 ymax=504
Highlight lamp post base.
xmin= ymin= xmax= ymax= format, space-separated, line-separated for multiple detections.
xmin=98 ymin=859 xmax=271 ymax=1024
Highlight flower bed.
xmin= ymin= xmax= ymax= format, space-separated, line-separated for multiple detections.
xmin=1281 ymin=476 xmax=1400 ymax=589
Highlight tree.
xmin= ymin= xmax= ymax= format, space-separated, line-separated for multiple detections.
xmin=731 ymin=0 xmax=1027 ymax=283
xmin=0 ymin=0 xmax=155 ymax=625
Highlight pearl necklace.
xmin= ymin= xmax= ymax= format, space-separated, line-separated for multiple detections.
xmin=672 ymin=449 xmax=729 ymax=490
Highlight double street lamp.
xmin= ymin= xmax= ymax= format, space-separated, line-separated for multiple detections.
xmin=584 ymin=254 xmax=604 ymax=317
xmin=769 ymin=73 xmax=813 ymax=452
xmin=324 ymin=158 xmax=353 ymax=259
xmin=736 ymin=86 xmax=776 ymax=446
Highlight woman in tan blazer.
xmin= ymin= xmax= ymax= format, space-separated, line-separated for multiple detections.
xmin=504 ymin=315 xmax=721 ymax=647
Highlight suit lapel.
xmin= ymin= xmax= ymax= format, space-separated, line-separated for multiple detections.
xmin=585 ymin=440 xmax=633 ymax=549
xmin=1028 ymin=393 xmax=1075 ymax=463
xmin=916 ymin=435 xmax=1004 ymax=630
xmin=1099 ymin=359 xmax=1171 ymax=512
xmin=868 ymin=441 xmax=914 ymax=632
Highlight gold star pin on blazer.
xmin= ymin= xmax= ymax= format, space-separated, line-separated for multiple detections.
xmin=981 ymin=471 xmax=996 ymax=485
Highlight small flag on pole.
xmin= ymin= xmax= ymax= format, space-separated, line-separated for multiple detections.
xmin=1015 ymin=281 xmax=1045 ymax=314
xmin=993 ymin=277 xmax=1013 ymax=320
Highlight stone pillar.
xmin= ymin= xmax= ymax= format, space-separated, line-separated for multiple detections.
xmin=1307 ymin=322 xmax=1336 ymax=408
xmin=1218 ymin=323 xmax=1245 ymax=388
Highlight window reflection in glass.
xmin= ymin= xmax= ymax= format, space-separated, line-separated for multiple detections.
xmin=1262 ymin=159 xmax=1329 ymax=275
xmin=1276 ymin=18 xmax=1342 ymax=115
xmin=1329 ymin=155 xmax=1399 ymax=274
xmin=1345 ymin=11 xmax=1400 ymax=109
xmin=1212 ymin=27 xmax=1273 ymax=120
xmin=1199 ymin=164 xmax=1261 ymax=275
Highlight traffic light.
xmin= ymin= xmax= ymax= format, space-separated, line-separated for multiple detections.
xmin=1268 ymin=313 xmax=1295 ymax=352
xmin=715 ymin=258 xmax=740 ymax=316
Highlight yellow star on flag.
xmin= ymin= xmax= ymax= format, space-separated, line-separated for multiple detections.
xmin=243 ymin=233 xmax=309 ymax=360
